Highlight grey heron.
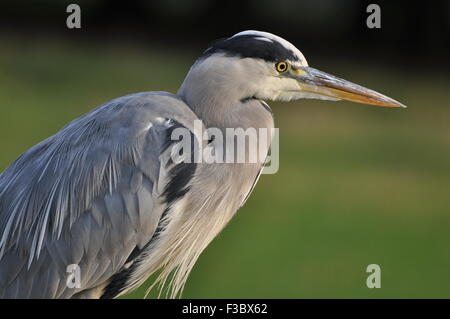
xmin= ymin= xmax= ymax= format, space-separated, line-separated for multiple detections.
xmin=0 ymin=31 xmax=405 ymax=299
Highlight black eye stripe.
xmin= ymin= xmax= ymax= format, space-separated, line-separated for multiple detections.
xmin=200 ymin=35 xmax=300 ymax=63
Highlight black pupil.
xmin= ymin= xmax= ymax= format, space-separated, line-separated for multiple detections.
xmin=278 ymin=63 xmax=285 ymax=70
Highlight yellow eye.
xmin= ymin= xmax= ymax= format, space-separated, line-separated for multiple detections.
xmin=275 ymin=61 xmax=288 ymax=73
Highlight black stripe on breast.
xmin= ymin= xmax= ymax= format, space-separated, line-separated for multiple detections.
xmin=100 ymin=207 xmax=171 ymax=299
xmin=100 ymin=121 xmax=198 ymax=299
xmin=163 ymin=162 xmax=196 ymax=206
xmin=162 ymin=122 xmax=198 ymax=206
xmin=100 ymin=267 xmax=132 ymax=299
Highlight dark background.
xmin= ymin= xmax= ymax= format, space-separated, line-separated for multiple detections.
xmin=1 ymin=0 xmax=449 ymax=67
xmin=0 ymin=1 xmax=449 ymax=298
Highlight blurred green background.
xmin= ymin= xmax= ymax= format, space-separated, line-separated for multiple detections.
xmin=0 ymin=0 xmax=449 ymax=298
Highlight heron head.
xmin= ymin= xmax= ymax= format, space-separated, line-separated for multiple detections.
xmin=185 ymin=30 xmax=405 ymax=108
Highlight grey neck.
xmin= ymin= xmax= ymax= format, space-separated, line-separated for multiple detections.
xmin=177 ymin=82 xmax=273 ymax=131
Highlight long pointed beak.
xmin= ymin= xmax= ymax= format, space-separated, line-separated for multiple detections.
xmin=294 ymin=66 xmax=406 ymax=108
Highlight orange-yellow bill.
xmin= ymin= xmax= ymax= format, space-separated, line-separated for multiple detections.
xmin=295 ymin=66 xmax=406 ymax=108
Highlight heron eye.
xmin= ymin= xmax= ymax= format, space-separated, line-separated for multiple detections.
xmin=275 ymin=61 xmax=288 ymax=73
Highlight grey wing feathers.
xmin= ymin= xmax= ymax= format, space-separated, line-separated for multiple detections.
xmin=0 ymin=92 xmax=199 ymax=298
